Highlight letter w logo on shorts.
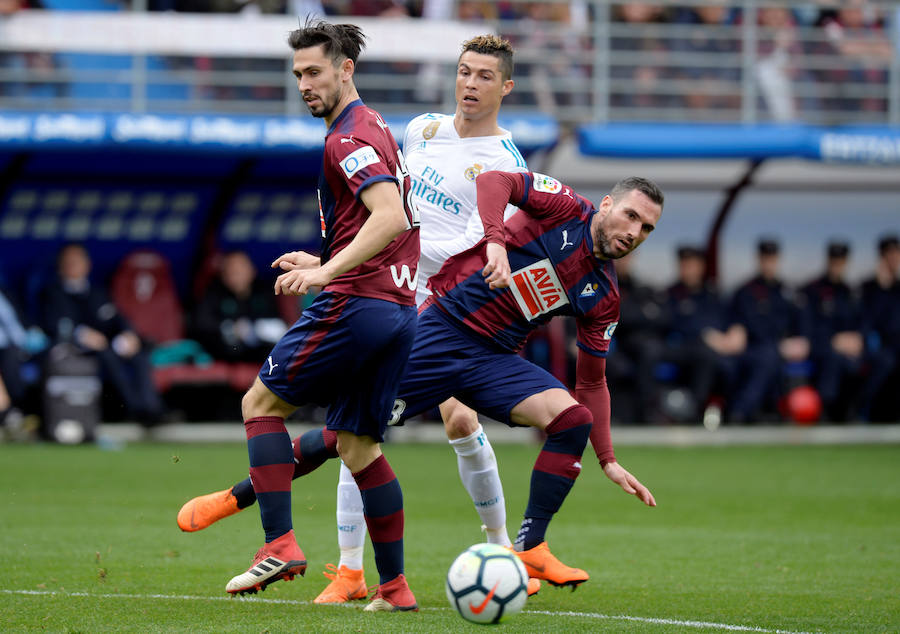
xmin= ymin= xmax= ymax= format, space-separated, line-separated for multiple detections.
xmin=509 ymin=258 xmax=570 ymax=321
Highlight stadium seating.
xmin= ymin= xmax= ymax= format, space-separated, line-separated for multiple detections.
xmin=108 ymin=249 xmax=259 ymax=399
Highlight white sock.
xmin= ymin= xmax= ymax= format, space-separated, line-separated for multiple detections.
xmin=449 ymin=424 xmax=511 ymax=547
xmin=336 ymin=461 xmax=366 ymax=570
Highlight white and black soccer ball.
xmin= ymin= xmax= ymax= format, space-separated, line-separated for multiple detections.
xmin=445 ymin=543 xmax=529 ymax=624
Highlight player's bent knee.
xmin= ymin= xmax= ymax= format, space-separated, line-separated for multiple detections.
xmin=509 ymin=388 xmax=579 ymax=430
xmin=336 ymin=431 xmax=381 ymax=473
xmin=441 ymin=403 xmax=480 ymax=440
xmin=241 ymin=377 xmax=295 ymax=421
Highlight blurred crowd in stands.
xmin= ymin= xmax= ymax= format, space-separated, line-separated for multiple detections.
xmin=1 ymin=1 xmax=897 ymax=123
xmin=2 ymin=234 xmax=898 ymax=437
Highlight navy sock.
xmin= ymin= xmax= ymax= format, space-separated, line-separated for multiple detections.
xmin=515 ymin=405 xmax=592 ymax=551
xmin=232 ymin=478 xmax=256 ymax=509
xmin=231 ymin=428 xmax=338 ymax=509
xmin=245 ymin=416 xmax=294 ymax=543
xmin=353 ymin=454 xmax=404 ymax=584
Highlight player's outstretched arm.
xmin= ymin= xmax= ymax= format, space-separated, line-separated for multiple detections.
xmin=275 ymin=181 xmax=410 ymax=296
xmin=602 ymin=461 xmax=656 ymax=506
xmin=573 ymin=349 xmax=655 ymax=506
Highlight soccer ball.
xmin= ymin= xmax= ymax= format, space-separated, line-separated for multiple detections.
xmin=445 ymin=543 xmax=529 ymax=624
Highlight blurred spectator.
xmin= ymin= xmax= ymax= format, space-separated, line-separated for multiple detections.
xmin=191 ymin=250 xmax=286 ymax=364
xmin=798 ymin=241 xmax=864 ymax=421
xmin=755 ymin=5 xmax=811 ymax=121
xmin=0 ymin=0 xmax=63 ymax=101
xmin=506 ymin=1 xmax=590 ymax=113
xmin=859 ymin=234 xmax=900 ymax=420
xmin=671 ymin=3 xmax=742 ymax=114
xmin=0 ymin=289 xmax=28 ymax=416
xmin=610 ymin=3 xmax=676 ymax=111
xmin=655 ymin=245 xmax=740 ymax=422
xmin=0 ymin=287 xmax=42 ymax=427
xmin=726 ymin=238 xmax=809 ymax=423
xmin=456 ymin=0 xmax=495 ymax=21
xmin=346 ymin=0 xmax=414 ymax=16
xmin=41 ymin=244 xmax=166 ymax=424
xmin=819 ymin=0 xmax=892 ymax=115
xmin=604 ymin=252 xmax=667 ymax=424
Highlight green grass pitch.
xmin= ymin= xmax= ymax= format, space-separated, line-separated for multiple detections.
xmin=1 ymin=440 xmax=898 ymax=632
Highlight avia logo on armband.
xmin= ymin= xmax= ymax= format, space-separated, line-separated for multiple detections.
xmin=510 ymin=258 xmax=570 ymax=321
xmin=580 ymin=282 xmax=597 ymax=298
xmin=603 ymin=322 xmax=618 ymax=340
xmin=390 ymin=264 xmax=418 ymax=290
xmin=532 ymin=172 xmax=562 ymax=194
xmin=340 ymin=145 xmax=380 ymax=178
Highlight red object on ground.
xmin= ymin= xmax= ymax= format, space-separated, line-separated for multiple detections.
xmin=785 ymin=385 xmax=822 ymax=425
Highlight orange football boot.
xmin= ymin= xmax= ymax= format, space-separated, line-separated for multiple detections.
xmin=314 ymin=564 xmax=368 ymax=604
xmin=514 ymin=542 xmax=589 ymax=589
xmin=177 ymin=487 xmax=242 ymax=532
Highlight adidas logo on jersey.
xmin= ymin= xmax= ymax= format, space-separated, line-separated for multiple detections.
xmin=580 ymin=283 xmax=597 ymax=298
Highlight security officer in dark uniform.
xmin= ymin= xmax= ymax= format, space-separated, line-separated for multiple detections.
xmin=727 ymin=238 xmax=809 ymax=423
xmin=657 ymin=245 xmax=734 ymax=422
xmin=799 ymin=241 xmax=862 ymax=421
xmin=859 ymin=234 xmax=900 ymax=420
xmin=603 ymin=252 xmax=668 ymax=423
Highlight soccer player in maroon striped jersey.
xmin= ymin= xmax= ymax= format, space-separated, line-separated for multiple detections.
xmin=220 ymin=21 xmax=420 ymax=612
xmin=371 ymin=170 xmax=661 ymax=587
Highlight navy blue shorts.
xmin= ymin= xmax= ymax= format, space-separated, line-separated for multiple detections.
xmin=260 ymin=291 xmax=416 ymax=443
xmin=388 ymin=305 xmax=566 ymax=426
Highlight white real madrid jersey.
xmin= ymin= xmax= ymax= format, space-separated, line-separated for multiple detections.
xmin=402 ymin=112 xmax=527 ymax=304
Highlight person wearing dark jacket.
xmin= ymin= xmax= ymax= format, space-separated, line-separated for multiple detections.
xmin=726 ymin=238 xmax=809 ymax=423
xmin=42 ymin=244 xmax=165 ymax=424
xmin=858 ymin=234 xmax=900 ymax=420
xmin=798 ymin=241 xmax=863 ymax=421
xmin=191 ymin=251 xmax=287 ymax=363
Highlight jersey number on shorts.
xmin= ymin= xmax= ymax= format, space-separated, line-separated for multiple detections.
xmin=388 ymin=398 xmax=406 ymax=425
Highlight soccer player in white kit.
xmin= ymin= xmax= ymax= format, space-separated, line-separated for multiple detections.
xmin=176 ymin=34 xmax=540 ymax=600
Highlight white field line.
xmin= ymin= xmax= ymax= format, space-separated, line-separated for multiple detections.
xmin=2 ymin=588 xmax=816 ymax=633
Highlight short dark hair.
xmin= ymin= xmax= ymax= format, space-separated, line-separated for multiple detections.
xmin=610 ymin=176 xmax=664 ymax=208
xmin=827 ymin=240 xmax=849 ymax=259
xmin=677 ymin=244 xmax=705 ymax=260
xmin=460 ymin=35 xmax=515 ymax=81
xmin=288 ymin=19 xmax=366 ymax=65
xmin=757 ymin=238 xmax=779 ymax=256
xmin=878 ymin=234 xmax=899 ymax=255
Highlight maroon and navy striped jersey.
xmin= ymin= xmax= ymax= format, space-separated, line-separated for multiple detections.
xmin=318 ymin=99 xmax=420 ymax=306
xmin=427 ymin=171 xmax=619 ymax=356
